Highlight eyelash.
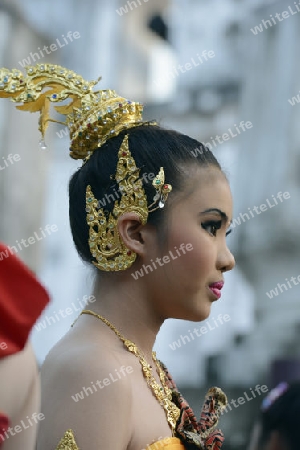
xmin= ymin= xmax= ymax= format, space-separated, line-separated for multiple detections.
xmin=201 ymin=221 xmax=232 ymax=237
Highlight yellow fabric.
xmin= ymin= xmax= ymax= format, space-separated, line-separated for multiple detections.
xmin=55 ymin=430 xmax=185 ymax=449
xmin=148 ymin=437 xmax=185 ymax=449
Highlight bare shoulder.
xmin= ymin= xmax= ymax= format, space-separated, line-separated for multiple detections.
xmin=37 ymin=331 xmax=134 ymax=450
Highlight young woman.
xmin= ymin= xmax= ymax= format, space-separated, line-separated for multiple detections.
xmin=248 ymin=382 xmax=300 ymax=450
xmin=0 ymin=63 xmax=235 ymax=450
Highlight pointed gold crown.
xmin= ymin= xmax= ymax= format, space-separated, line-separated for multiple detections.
xmin=0 ymin=63 xmax=172 ymax=271
xmin=0 ymin=63 xmax=150 ymax=160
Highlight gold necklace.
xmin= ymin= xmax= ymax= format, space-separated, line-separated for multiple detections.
xmin=79 ymin=309 xmax=180 ymax=433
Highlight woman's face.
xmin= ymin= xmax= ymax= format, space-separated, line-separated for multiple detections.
xmin=143 ymin=165 xmax=235 ymax=321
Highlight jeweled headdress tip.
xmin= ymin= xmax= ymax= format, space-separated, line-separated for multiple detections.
xmin=0 ymin=63 xmax=148 ymax=160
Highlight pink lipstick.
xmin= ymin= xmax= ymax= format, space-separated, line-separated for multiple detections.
xmin=208 ymin=281 xmax=224 ymax=299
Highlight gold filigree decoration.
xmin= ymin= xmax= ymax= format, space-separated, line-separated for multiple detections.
xmin=55 ymin=429 xmax=79 ymax=450
xmin=0 ymin=63 xmax=150 ymax=160
xmin=86 ymin=134 xmax=148 ymax=271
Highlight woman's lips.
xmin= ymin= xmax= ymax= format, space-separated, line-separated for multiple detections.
xmin=208 ymin=281 xmax=224 ymax=299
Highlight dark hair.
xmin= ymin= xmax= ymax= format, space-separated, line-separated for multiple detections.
xmin=259 ymin=382 xmax=300 ymax=450
xmin=69 ymin=124 xmax=222 ymax=266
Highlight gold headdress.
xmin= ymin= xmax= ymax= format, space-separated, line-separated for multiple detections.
xmin=0 ymin=63 xmax=146 ymax=159
xmin=0 ymin=63 xmax=172 ymax=271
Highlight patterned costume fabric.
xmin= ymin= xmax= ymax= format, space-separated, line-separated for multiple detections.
xmin=161 ymin=362 xmax=226 ymax=450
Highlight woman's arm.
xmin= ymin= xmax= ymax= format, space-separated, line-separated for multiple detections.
xmin=0 ymin=342 xmax=40 ymax=450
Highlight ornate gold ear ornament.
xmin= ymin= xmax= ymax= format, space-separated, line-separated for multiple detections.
xmin=0 ymin=63 xmax=173 ymax=272
xmin=86 ymin=134 xmax=149 ymax=271
xmin=86 ymin=135 xmax=172 ymax=271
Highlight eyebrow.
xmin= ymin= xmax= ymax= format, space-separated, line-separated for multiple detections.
xmin=199 ymin=208 xmax=232 ymax=226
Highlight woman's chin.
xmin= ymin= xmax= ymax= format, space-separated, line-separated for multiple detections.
xmin=179 ymin=306 xmax=211 ymax=323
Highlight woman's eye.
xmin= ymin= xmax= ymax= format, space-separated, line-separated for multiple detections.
xmin=201 ymin=221 xmax=222 ymax=236
xmin=226 ymin=228 xmax=233 ymax=237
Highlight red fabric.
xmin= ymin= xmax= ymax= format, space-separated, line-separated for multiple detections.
xmin=0 ymin=411 xmax=9 ymax=445
xmin=0 ymin=242 xmax=50 ymax=358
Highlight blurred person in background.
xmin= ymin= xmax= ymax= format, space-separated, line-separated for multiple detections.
xmin=0 ymin=242 xmax=49 ymax=450
xmin=248 ymin=381 xmax=300 ymax=450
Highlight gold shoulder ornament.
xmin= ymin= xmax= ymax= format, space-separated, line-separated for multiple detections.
xmin=55 ymin=429 xmax=79 ymax=450
xmin=0 ymin=64 xmax=172 ymax=271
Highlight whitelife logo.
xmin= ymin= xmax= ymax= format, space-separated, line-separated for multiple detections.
xmin=116 ymin=0 xmax=150 ymax=16
xmin=0 ymin=342 xmax=7 ymax=352
xmin=221 ymin=385 xmax=269 ymax=414
xmin=34 ymin=295 xmax=96 ymax=331
xmin=0 ymin=225 xmax=58 ymax=262
xmin=191 ymin=121 xmax=253 ymax=156
xmin=250 ymin=3 xmax=300 ymax=35
xmin=0 ymin=413 xmax=45 ymax=443
xmin=230 ymin=191 xmax=290 ymax=229
xmin=71 ymin=366 xmax=133 ymax=402
xmin=131 ymin=244 xmax=193 ymax=280
xmin=288 ymin=90 xmax=300 ymax=106
xmin=0 ymin=153 xmax=21 ymax=171
xmin=18 ymin=31 xmax=81 ymax=68
xmin=154 ymin=50 xmax=215 ymax=88
xmin=97 ymin=172 xmax=156 ymax=209
xmin=266 ymin=274 xmax=300 ymax=299
xmin=169 ymin=314 xmax=231 ymax=351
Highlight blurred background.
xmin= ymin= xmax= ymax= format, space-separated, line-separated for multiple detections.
xmin=1 ymin=0 xmax=300 ymax=448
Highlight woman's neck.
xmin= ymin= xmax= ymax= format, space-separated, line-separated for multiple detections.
xmin=87 ymin=274 xmax=163 ymax=361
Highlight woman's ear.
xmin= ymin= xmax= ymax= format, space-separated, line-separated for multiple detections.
xmin=117 ymin=212 xmax=149 ymax=257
